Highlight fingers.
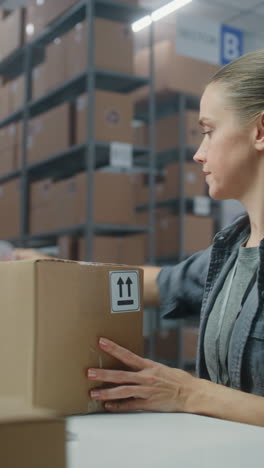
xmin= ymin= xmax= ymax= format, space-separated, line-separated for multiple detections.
xmin=90 ymin=385 xmax=152 ymax=402
xmin=88 ymin=368 xmax=142 ymax=385
xmin=98 ymin=337 xmax=154 ymax=372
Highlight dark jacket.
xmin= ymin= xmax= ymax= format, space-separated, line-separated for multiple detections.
xmin=157 ymin=215 xmax=264 ymax=395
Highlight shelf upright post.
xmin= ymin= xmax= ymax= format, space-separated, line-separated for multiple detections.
xmin=20 ymin=43 xmax=33 ymax=246
xmin=85 ymin=0 xmax=96 ymax=260
xmin=147 ymin=20 xmax=156 ymax=265
xmin=145 ymin=19 xmax=158 ymax=361
xmin=174 ymin=93 xmax=188 ymax=369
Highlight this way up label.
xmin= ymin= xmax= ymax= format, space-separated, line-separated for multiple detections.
xmin=109 ymin=271 xmax=140 ymax=313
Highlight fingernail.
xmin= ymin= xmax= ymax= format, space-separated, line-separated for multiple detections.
xmin=87 ymin=369 xmax=97 ymax=378
xmin=90 ymin=390 xmax=100 ymax=399
xmin=99 ymin=338 xmax=108 ymax=347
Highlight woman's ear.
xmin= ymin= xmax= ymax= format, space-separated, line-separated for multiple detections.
xmin=255 ymin=112 xmax=264 ymax=151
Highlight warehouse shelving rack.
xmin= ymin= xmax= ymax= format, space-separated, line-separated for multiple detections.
xmin=0 ymin=0 xmax=157 ymax=264
xmin=135 ymin=91 xmax=222 ymax=370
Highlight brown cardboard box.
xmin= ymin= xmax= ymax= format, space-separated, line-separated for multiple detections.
xmin=0 ymin=408 xmax=65 ymax=468
xmin=0 ymin=179 xmax=20 ymax=239
xmin=41 ymin=0 xmax=78 ymax=26
xmin=65 ymin=18 xmax=133 ymax=80
xmin=0 ymin=260 xmax=143 ymax=414
xmin=134 ymin=39 xmax=219 ymax=100
xmin=74 ymin=171 xmax=137 ymax=226
xmin=0 ymin=83 xmax=10 ymax=122
xmin=0 ymin=122 xmax=22 ymax=175
xmin=24 ymin=1 xmax=45 ymax=42
xmin=58 ymin=236 xmax=78 ymax=260
xmin=133 ymin=173 xmax=166 ymax=207
xmin=164 ymin=162 xmax=206 ymax=198
xmin=32 ymin=37 xmax=67 ymax=100
xmin=9 ymin=75 xmax=25 ymax=113
xmin=32 ymin=63 xmax=48 ymax=99
xmin=78 ymin=234 xmax=147 ymax=265
xmin=132 ymin=112 xmax=202 ymax=150
xmin=29 ymin=179 xmax=56 ymax=234
xmin=154 ymin=327 xmax=199 ymax=362
xmin=27 ymin=104 xmax=71 ymax=163
xmin=52 ymin=175 xmax=80 ymax=229
xmin=156 ymin=214 xmax=214 ymax=256
xmin=0 ymin=9 xmax=24 ymax=61
xmin=76 ymin=91 xmax=133 ymax=144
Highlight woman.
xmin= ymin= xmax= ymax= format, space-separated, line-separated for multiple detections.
xmin=87 ymin=49 xmax=264 ymax=427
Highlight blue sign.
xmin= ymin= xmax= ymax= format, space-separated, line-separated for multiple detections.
xmin=220 ymin=24 xmax=243 ymax=65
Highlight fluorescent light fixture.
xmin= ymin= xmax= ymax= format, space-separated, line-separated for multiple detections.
xmin=132 ymin=0 xmax=192 ymax=32
xmin=132 ymin=15 xmax=152 ymax=33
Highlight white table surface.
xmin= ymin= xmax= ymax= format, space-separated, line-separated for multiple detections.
xmin=66 ymin=412 xmax=264 ymax=468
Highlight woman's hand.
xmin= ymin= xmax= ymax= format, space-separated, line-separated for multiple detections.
xmin=87 ymin=337 xmax=198 ymax=413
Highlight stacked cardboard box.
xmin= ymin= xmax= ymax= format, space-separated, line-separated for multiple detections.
xmin=27 ymin=103 xmax=71 ymax=164
xmin=65 ymin=18 xmax=133 ymax=80
xmin=0 ymin=178 xmax=20 ymax=239
xmin=0 ymin=76 xmax=24 ymax=122
xmin=78 ymin=234 xmax=147 ymax=265
xmin=0 ymin=9 xmax=24 ymax=61
xmin=32 ymin=36 xmax=67 ymax=99
xmin=153 ymin=327 xmax=199 ymax=362
xmin=134 ymin=39 xmax=219 ymax=100
xmin=156 ymin=213 xmax=214 ymax=256
xmin=29 ymin=171 xmax=139 ymax=234
xmin=0 ymin=122 xmax=22 ymax=175
xmin=75 ymin=91 xmax=133 ymax=144
xmin=0 ymin=259 xmax=143 ymax=414
xmin=0 ymin=407 xmax=66 ymax=468
xmin=133 ymin=111 xmax=202 ymax=151
xmin=134 ymin=162 xmax=206 ymax=208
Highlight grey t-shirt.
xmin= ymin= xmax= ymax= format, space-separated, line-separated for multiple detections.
xmin=204 ymin=244 xmax=259 ymax=385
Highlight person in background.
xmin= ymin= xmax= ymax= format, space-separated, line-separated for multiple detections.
xmin=85 ymin=49 xmax=264 ymax=427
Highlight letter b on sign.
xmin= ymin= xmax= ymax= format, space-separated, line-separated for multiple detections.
xmin=220 ymin=25 xmax=243 ymax=65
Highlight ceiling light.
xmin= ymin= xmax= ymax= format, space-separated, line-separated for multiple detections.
xmin=132 ymin=0 xmax=192 ymax=32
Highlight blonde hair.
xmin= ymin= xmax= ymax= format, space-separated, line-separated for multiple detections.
xmin=209 ymin=49 xmax=264 ymax=124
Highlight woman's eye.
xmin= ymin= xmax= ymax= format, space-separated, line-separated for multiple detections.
xmin=201 ymin=131 xmax=212 ymax=135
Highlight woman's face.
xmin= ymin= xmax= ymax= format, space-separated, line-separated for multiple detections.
xmin=193 ymin=82 xmax=258 ymax=201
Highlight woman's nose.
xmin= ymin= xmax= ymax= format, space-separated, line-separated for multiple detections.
xmin=193 ymin=146 xmax=206 ymax=164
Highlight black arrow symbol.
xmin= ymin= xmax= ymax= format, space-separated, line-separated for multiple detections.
xmin=117 ymin=277 xmax=124 ymax=297
xmin=126 ymin=277 xmax=133 ymax=297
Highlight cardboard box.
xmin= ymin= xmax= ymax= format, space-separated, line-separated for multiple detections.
xmin=76 ymin=91 xmax=133 ymax=144
xmin=0 ymin=179 xmax=21 ymax=239
xmin=154 ymin=327 xmax=199 ymax=361
xmin=0 ymin=406 xmax=65 ymax=468
xmin=0 ymin=83 xmax=10 ymax=122
xmin=24 ymin=1 xmax=45 ymax=42
xmin=32 ymin=37 xmax=67 ymax=99
xmin=9 ymin=75 xmax=25 ymax=113
xmin=65 ymin=18 xmax=133 ymax=80
xmin=156 ymin=214 xmax=214 ymax=256
xmin=52 ymin=175 xmax=81 ymax=229
xmin=164 ymin=162 xmax=206 ymax=198
xmin=78 ymin=234 xmax=147 ymax=265
xmin=0 ymin=122 xmax=22 ymax=175
xmin=92 ymin=171 xmax=137 ymax=225
xmin=135 ymin=112 xmax=202 ymax=151
xmin=29 ymin=179 xmax=56 ymax=234
xmin=58 ymin=236 xmax=78 ymax=260
xmin=0 ymin=9 xmax=24 ymax=61
xmin=32 ymin=63 xmax=48 ymax=99
xmin=41 ymin=0 xmax=78 ymax=26
xmin=134 ymin=39 xmax=219 ymax=100
xmin=27 ymin=104 xmax=71 ymax=163
xmin=0 ymin=260 xmax=143 ymax=414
